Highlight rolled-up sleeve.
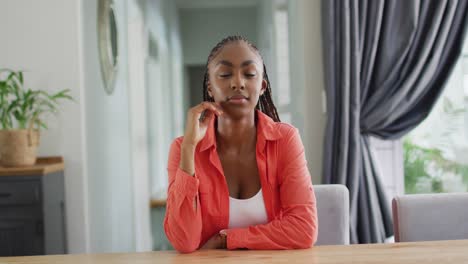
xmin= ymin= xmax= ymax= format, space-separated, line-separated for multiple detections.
xmin=163 ymin=138 xmax=203 ymax=253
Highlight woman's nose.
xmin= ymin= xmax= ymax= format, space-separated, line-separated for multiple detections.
xmin=231 ymin=74 xmax=245 ymax=90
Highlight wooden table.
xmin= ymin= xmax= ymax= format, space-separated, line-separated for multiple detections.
xmin=1 ymin=239 xmax=468 ymax=263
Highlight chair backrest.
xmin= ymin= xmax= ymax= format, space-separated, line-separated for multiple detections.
xmin=314 ymin=184 xmax=350 ymax=245
xmin=392 ymin=193 xmax=468 ymax=242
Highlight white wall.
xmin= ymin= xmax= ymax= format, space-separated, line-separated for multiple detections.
xmin=127 ymin=0 xmax=153 ymax=252
xmin=0 ymin=0 xmax=89 ymax=253
xmin=164 ymin=1 xmax=186 ymax=138
xmin=255 ymin=0 xmax=326 ymax=184
xmin=288 ymin=0 xmax=326 ymax=184
xmin=256 ymin=1 xmax=274 ymax=69
xmin=141 ymin=0 xmax=185 ymax=250
xmin=256 ymin=0 xmax=275 ymax=90
xmin=81 ymin=0 xmax=136 ymax=253
xmin=141 ymin=0 xmax=184 ymax=199
xmin=180 ymin=7 xmax=258 ymax=65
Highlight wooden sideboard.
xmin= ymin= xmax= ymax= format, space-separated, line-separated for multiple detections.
xmin=0 ymin=157 xmax=66 ymax=256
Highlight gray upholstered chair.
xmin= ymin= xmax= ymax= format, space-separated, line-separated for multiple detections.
xmin=314 ymin=184 xmax=350 ymax=245
xmin=392 ymin=193 xmax=468 ymax=242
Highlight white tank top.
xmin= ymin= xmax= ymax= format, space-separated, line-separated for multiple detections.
xmin=228 ymin=189 xmax=269 ymax=229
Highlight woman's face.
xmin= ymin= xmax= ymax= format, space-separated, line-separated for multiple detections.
xmin=207 ymin=41 xmax=267 ymax=119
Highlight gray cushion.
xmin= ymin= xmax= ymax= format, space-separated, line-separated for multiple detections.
xmin=314 ymin=184 xmax=350 ymax=245
xmin=392 ymin=193 xmax=468 ymax=242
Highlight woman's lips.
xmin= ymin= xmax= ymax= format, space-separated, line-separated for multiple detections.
xmin=228 ymin=95 xmax=248 ymax=104
xmin=229 ymin=98 xmax=248 ymax=104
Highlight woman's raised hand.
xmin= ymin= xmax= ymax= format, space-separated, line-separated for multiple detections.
xmin=182 ymin=102 xmax=224 ymax=148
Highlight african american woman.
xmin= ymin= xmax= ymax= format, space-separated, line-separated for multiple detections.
xmin=164 ymin=36 xmax=318 ymax=253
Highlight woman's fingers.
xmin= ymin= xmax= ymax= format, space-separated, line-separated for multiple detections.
xmin=198 ymin=109 xmax=208 ymax=122
xmin=182 ymin=101 xmax=223 ymax=147
xmin=193 ymin=102 xmax=223 ymax=116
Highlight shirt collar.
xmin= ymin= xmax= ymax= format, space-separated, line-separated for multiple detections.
xmin=198 ymin=109 xmax=283 ymax=152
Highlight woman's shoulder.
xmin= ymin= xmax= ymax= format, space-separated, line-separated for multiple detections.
xmin=172 ymin=136 xmax=184 ymax=143
xmin=274 ymin=121 xmax=296 ymax=130
xmin=169 ymin=136 xmax=185 ymax=150
xmin=272 ymin=122 xmax=300 ymax=139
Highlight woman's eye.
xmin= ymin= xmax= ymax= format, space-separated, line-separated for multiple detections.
xmin=245 ymin=73 xmax=256 ymax=78
xmin=219 ymin=74 xmax=231 ymax=78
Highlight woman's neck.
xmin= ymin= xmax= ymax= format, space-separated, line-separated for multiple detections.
xmin=216 ymin=111 xmax=257 ymax=154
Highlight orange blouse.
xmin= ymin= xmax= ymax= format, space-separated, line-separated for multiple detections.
xmin=164 ymin=110 xmax=318 ymax=253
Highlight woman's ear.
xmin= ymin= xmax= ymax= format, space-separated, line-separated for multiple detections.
xmin=207 ymin=82 xmax=214 ymax=98
xmin=260 ymin=79 xmax=267 ymax=95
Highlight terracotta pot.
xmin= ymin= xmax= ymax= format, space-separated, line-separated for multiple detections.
xmin=0 ymin=129 xmax=40 ymax=167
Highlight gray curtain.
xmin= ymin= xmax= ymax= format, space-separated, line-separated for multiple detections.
xmin=321 ymin=0 xmax=468 ymax=243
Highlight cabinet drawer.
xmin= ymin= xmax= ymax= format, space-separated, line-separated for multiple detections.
xmin=0 ymin=181 xmax=40 ymax=205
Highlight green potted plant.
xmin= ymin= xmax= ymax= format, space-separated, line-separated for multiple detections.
xmin=0 ymin=69 xmax=73 ymax=167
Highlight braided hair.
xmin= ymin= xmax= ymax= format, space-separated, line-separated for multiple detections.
xmin=202 ymin=35 xmax=281 ymax=122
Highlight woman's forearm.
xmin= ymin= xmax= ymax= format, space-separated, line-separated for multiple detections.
xmin=179 ymin=142 xmax=196 ymax=176
xmin=165 ymin=140 xmax=202 ymax=253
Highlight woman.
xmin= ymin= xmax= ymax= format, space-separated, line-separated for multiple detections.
xmin=164 ymin=36 xmax=318 ymax=253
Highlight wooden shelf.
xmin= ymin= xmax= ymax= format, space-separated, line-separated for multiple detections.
xmin=150 ymin=199 xmax=167 ymax=208
xmin=0 ymin=156 xmax=64 ymax=176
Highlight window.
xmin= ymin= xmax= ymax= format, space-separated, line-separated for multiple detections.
xmin=404 ymin=35 xmax=468 ymax=194
xmin=273 ymin=2 xmax=292 ymax=123
xmin=274 ymin=7 xmax=291 ymax=107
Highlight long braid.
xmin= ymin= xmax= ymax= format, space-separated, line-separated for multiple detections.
xmin=203 ymin=35 xmax=281 ymax=122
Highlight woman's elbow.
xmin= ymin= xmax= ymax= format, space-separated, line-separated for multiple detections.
xmin=165 ymin=228 xmax=199 ymax=253
xmin=294 ymin=232 xmax=316 ymax=249
xmin=173 ymin=243 xmax=199 ymax=254
xmin=294 ymin=217 xmax=318 ymax=249
xmin=163 ymin=220 xmax=200 ymax=253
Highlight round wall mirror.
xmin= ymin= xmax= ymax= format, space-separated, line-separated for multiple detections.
xmin=98 ymin=0 xmax=119 ymax=95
